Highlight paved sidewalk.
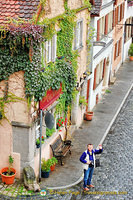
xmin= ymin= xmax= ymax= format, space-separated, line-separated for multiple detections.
xmin=0 ymin=59 xmax=133 ymax=198
xmin=40 ymin=59 xmax=133 ymax=189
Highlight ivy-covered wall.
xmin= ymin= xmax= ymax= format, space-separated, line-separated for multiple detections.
xmin=0 ymin=0 xmax=91 ymax=120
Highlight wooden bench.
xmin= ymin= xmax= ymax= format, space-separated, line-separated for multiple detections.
xmin=50 ymin=134 xmax=72 ymax=165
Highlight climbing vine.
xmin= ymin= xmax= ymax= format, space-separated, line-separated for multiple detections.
xmin=0 ymin=93 xmax=25 ymax=122
xmin=0 ymin=0 xmax=92 ymax=120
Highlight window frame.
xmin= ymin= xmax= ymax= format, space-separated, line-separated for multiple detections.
xmin=74 ymin=19 xmax=83 ymax=50
xmin=45 ymin=34 xmax=57 ymax=63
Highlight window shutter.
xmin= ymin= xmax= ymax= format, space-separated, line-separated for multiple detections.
xmin=115 ymin=8 xmax=117 ymax=26
xmin=102 ymin=58 xmax=106 ymax=79
xmin=119 ymin=38 xmax=122 ymax=55
xmin=120 ymin=4 xmax=122 ymax=21
xmin=93 ymin=67 xmax=97 ymax=90
xmin=114 ymin=43 xmax=117 ymax=60
xmin=49 ymin=40 xmax=52 ymax=62
xmin=115 ymin=7 xmax=118 ymax=26
xmin=74 ymin=25 xmax=77 ymax=50
xmin=45 ymin=41 xmax=48 ymax=63
xmin=105 ymin=14 xmax=108 ymax=35
xmin=54 ymin=34 xmax=57 ymax=61
xmin=123 ymin=3 xmax=125 ymax=19
xmin=124 ymin=22 xmax=127 ymax=43
xmin=112 ymin=9 xmax=115 ymax=28
xmin=116 ymin=7 xmax=118 ymax=25
xmin=80 ymin=21 xmax=83 ymax=47
xmin=97 ymin=19 xmax=100 ymax=41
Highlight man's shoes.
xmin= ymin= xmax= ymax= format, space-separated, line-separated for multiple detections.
xmin=83 ymin=187 xmax=89 ymax=191
xmin=87 ymin=184 xmax=95 ymax=188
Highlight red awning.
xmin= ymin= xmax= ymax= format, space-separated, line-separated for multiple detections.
xmin=39 ymin=84 xmax=62 ymax=110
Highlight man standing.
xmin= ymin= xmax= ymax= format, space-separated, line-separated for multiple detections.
xmin=80 ymin=144 xmax=103 ymax=191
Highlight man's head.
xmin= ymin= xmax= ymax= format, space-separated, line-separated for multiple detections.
xmin=87 ymin=144 xmax=93 ymax=152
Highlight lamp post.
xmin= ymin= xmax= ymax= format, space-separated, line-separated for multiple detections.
xmin=39 ymin=109 xmax=43 ymax=182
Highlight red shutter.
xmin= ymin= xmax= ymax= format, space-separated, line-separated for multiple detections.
xmin=119 ymin=38 xmax=122 ymax=55
xmin=115 ymin=7 xmax=118 ymax=25
xmin=102 ymin=58 xmax=106 ymax=79
xmin=120 ymin=4 xmax=122 ymax=21
xmin=122 ymin=3 xmax=125 ymax=19
xmin=114 ymin=43 xmax=117 ymax=60
xmin=86 ymin=79 xmax=90 ymax=112
xmin=115 ymin=8 xmax=117 ymax=26
xmin=116 ymin=7 xmax=119 ymax=24
xmin=105 ymin=14 xmax=108 ymax=35
xmin=118 ymin=40 xmax=120 ymax=56
xmin=93 ymin=68 xmax=97 ymax=90
xmin=97 ymin=19 xmax=100 ymax=41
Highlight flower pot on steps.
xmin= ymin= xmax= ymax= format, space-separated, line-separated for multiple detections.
xmin=84 ymin=112 xmax=94 ymax=121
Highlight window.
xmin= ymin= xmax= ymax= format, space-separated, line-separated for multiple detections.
xmin=45 ymin=34 xmax=57 ymax=63
xmin=94 ymin=60 xmax=104 ymax=89
xmin=74 ymin=20 xmax=83 ymax=50
xmin=114 ymin=38 xmax=122 ymax=59
xmin=118 ymin=5 xmax=121 ymax=22
xmin=108 ymin=12 xmax=113 ymax=32
xmin=125 ymin=17 xmax=132 ymax=43
xmin=100 ymin=16 xmax=105 ymax=39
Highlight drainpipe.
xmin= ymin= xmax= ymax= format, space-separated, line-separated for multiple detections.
xmin=39 ymin=109 xmax=43 ymax=182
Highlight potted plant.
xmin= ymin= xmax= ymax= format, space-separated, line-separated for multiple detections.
xmin=79 ymin=96 xmax=88 ymax=107
xmin=0 ymin=155 xmax=16 ymax=185
xmin=36 ymin=138 xmax=40 ymax=148
xmin=41 ymin=158 xmax=51 ymax=178
xmin=50 ymin=157 xmax=58 ymax=171
xmin=128 ymin=43 xmax=133 ymax=61
xmin=36 ymin=137 xmax=44 ymax=148
xmin=42 ymin=136 xmax=45 ymax=142
xmin=84 ymin=111 xmax=94 ymax=121
xmin=56 ymin=117 xmax=65 ymax=130
xmin=46 ymin=128 xmax=55 ymax=138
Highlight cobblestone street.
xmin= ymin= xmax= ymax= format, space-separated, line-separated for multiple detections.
xmin=0 ymin=87 xmax=133 ymax=200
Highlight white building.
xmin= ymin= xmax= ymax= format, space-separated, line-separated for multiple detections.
xmin=87 ymin=0 xmax=114 ymax=110
xmin=123 ymin=0 xmax=133 ymax=61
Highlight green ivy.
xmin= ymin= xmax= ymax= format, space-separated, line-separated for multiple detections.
xmin=0 ymin=0 xmax=91 ymax=119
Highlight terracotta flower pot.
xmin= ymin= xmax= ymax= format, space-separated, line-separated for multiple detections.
xmin=84 ymin=112 xmax=94 ymax=121
xmin=50 ymin=164 xmax=55 ymax=171
xmin=129 ymin=56 xmax=133 ymax=61
xmin=1 ymin=167 xmax=16 ymax=185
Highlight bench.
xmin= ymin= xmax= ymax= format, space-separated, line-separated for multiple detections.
xmin=50 ymin=134 xmax=72 ymax=165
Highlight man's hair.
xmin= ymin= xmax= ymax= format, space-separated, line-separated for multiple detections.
xmin=87 ymin=144 xmax=93 ymax=146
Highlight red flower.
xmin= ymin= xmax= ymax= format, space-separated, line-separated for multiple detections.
xmin=59 ymin=130 xmax=62 ymax=132
xmin=59 ymin=124 xmax=61 ymax=127
xmin=62 ymin=121 xmax=63 ymax=124
xmin=59 ymin=119 xmax=61 ymax=122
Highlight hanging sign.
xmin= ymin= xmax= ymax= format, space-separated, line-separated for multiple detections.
xmin=39 ymin=84 xmax=62 ymax=110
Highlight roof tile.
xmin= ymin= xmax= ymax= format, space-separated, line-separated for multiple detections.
xmin=91 ymin=0 xmax=102 ymax=16
xmin=0 ymin=0 xmax=40 ymax=24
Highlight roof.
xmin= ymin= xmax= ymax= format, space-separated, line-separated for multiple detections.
xmin=90 ymin=0 xmax=102 ymax=16
xmin=0 ymin=0 xmax=40 ymax=25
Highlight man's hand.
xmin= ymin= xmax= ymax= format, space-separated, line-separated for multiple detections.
xmin=99 ymin=144 xmax=102 ymax=149
xmin=87 ymin=161 xmax=91 ymax=165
